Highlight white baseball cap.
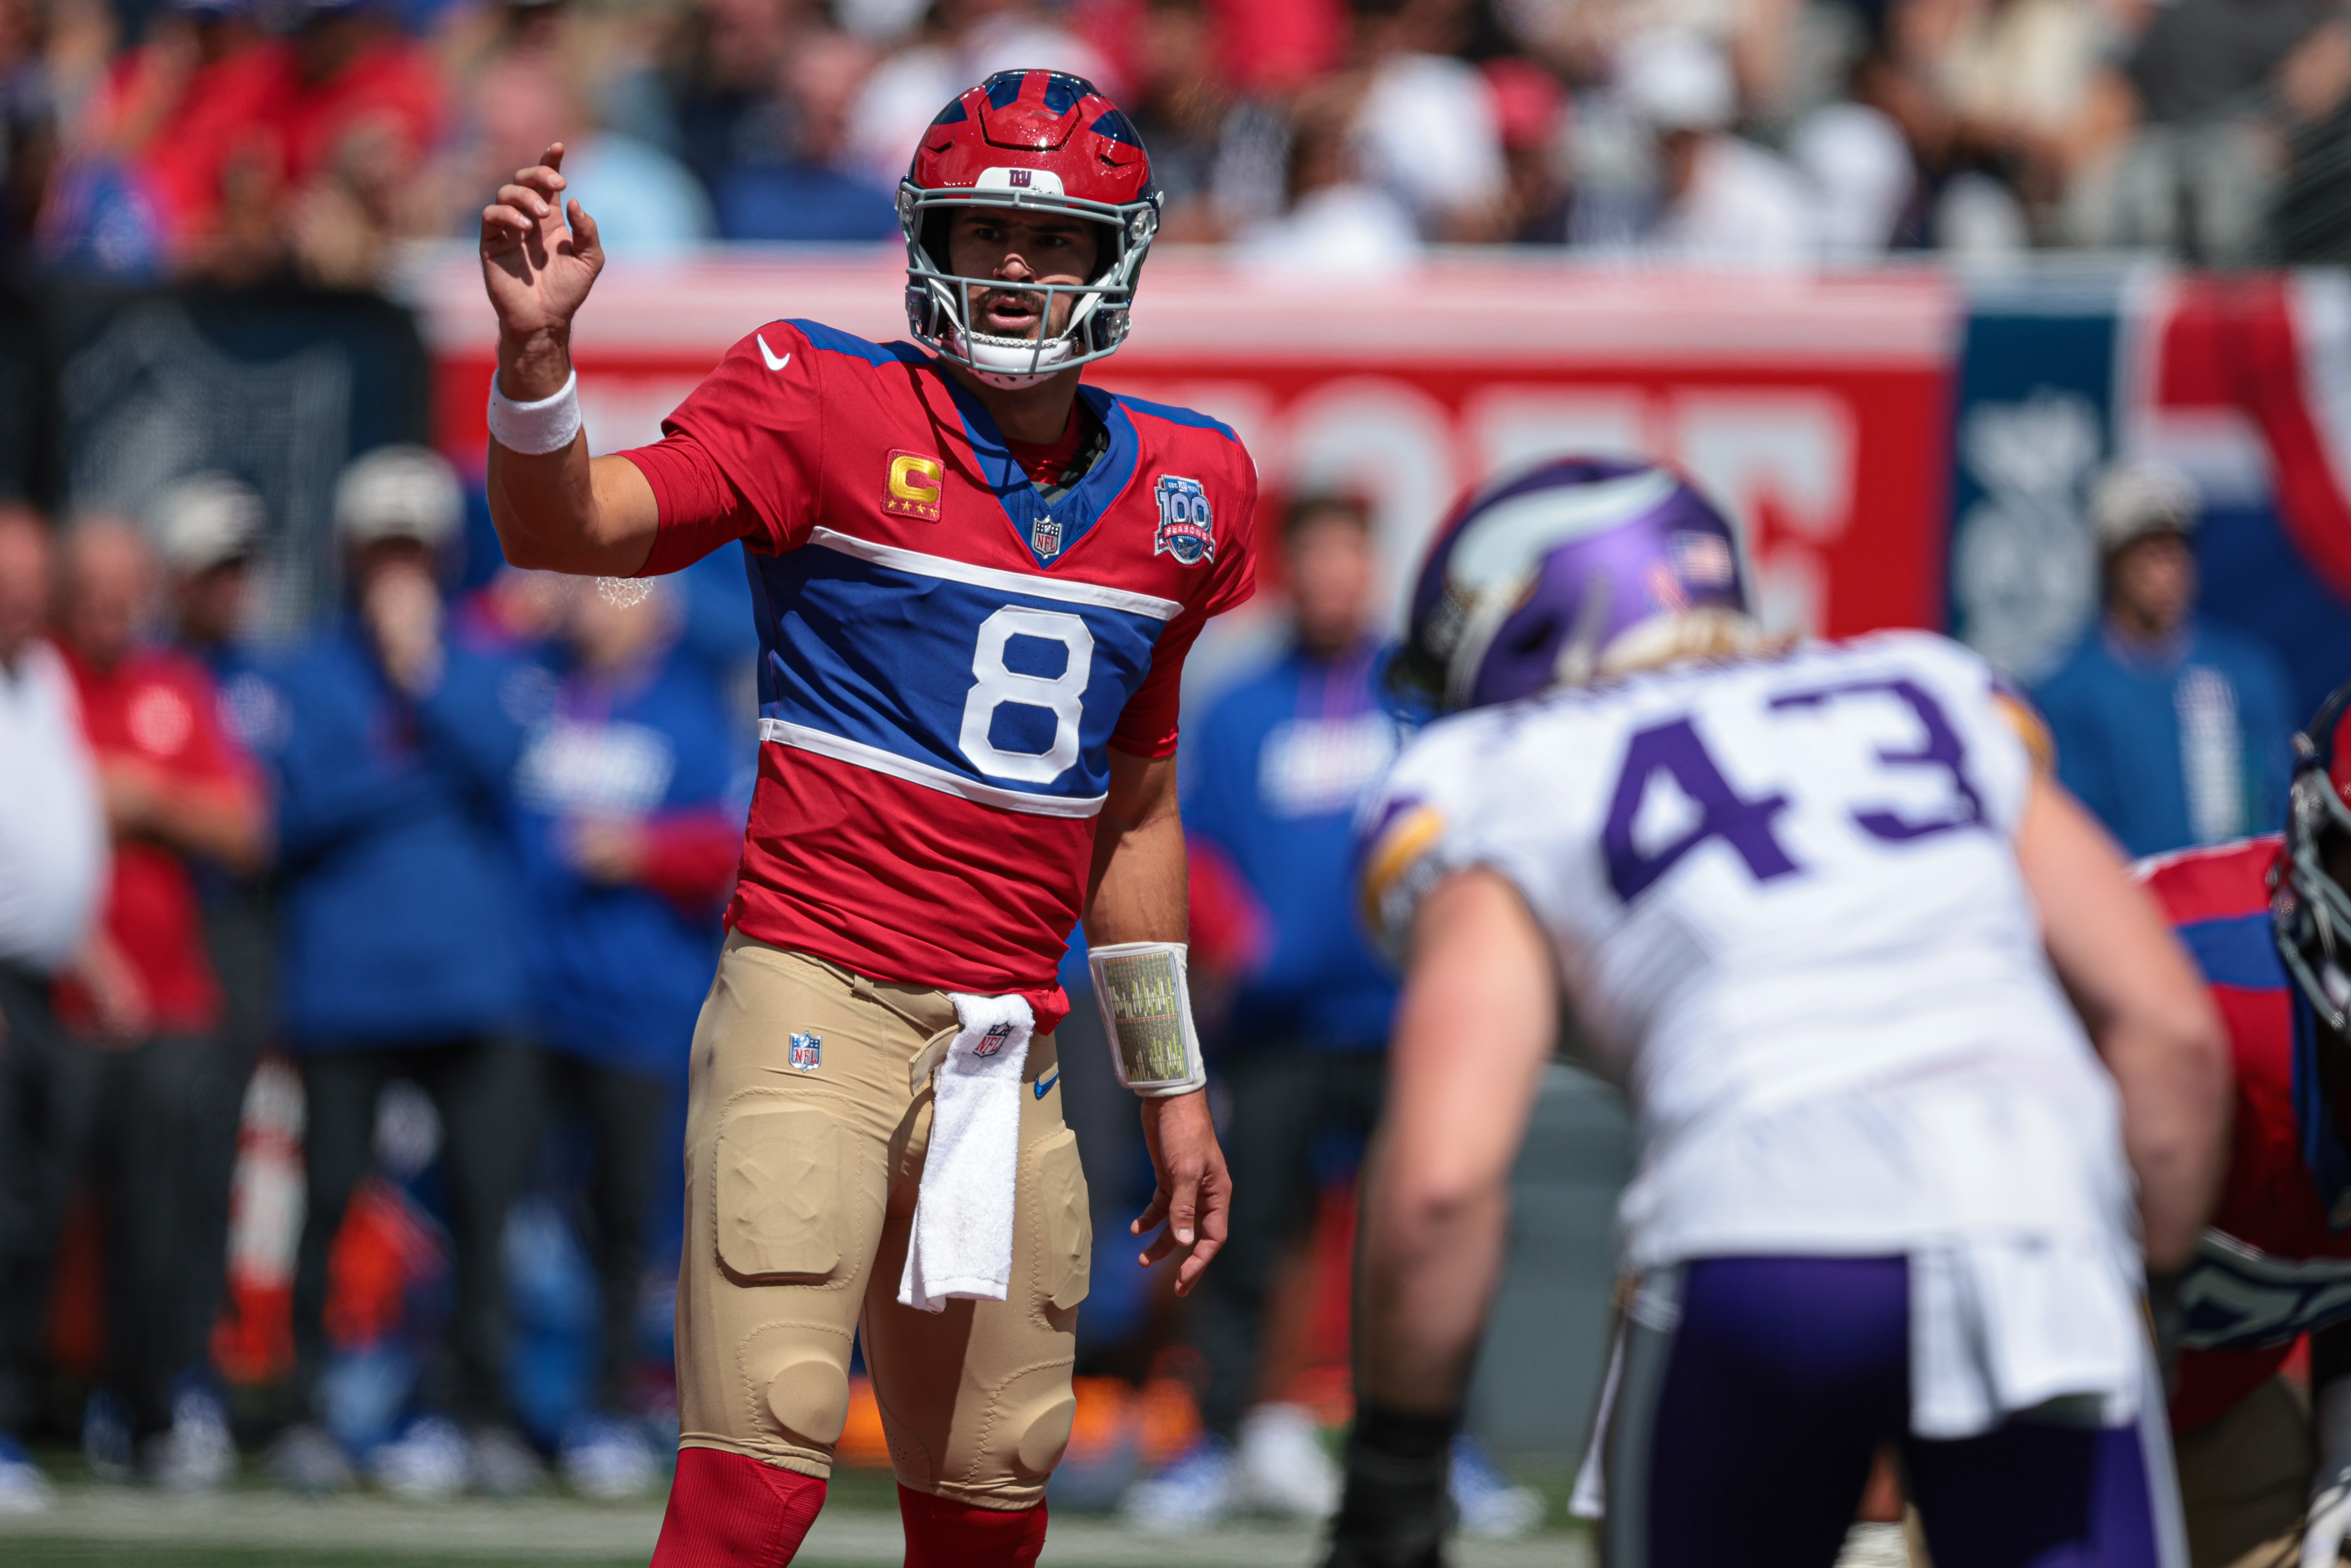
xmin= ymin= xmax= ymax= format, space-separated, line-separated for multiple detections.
xmin=334 ymin=445 xmax=464 ymax=548
xmin=151 ymin=473 xmax=266 ymax=573
xmin=1618 ymin=30 xmax=1736 ymax=134
xmin=2089 ymin=459 xmax=2199 ymax=553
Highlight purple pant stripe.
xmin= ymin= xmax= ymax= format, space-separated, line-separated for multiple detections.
xmin=1601 ymin=1256 xmax=2181 ymax=1568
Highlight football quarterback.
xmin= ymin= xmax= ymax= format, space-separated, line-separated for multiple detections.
xmin=479 ymin=68 xmax=1253 ymax=1567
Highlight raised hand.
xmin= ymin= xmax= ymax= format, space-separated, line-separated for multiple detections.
xmin=480 ymin=143 xmax=603 ymax=397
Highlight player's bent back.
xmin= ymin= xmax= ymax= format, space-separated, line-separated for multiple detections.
xmin=1370 ymin=629 xmax=2128 ymax=1281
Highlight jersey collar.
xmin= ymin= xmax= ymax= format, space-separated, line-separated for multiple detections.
xmin=932 ymin=370 xmax=1140 ymax=570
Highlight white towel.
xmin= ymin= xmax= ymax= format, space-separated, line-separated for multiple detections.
xmin=897 ymin=992 xmax=1034 ymax=1313
xmin=1909 ymin=1232 xmax=2144 ymax=1438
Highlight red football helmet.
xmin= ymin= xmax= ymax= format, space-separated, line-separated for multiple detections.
xmin=899 ymin=69 xmax=1160 ymax=388
xmin=2277 ymin=682 xmax=2351 ymax=1030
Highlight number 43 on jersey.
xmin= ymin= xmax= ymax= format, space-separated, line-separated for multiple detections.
xmin=1602 ymin=678 xmax=1990 ymax=903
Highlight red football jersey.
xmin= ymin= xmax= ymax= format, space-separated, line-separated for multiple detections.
xmin=58 ymin=646 xmax=258 ymax=1037
xmin=620 ymin=320 xmax=1257 ymax=1028
xmin=2140 ymin=836 xmax=2351 ymax=1431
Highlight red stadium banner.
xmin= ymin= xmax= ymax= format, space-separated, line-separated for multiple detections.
xmin=2137 ymin=272 xmax=2351 ymax=603
xmin=401 ymin=250 xmax=1961 ymax=636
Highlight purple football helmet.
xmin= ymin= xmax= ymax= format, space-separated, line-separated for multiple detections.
xmin=1392 ymin=457 xmax=1751 ymax=712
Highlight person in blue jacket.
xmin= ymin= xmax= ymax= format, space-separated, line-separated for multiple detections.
xmin=2034 ymin=460 xmax=2297 ymax=860
xmin=508 ymin=575 xmax=745 ymax=1499
xmin=257 ymin=447 xmax=544 ymax=1498
xmin=1126 ymin=493 xmax=1403 ymax=1528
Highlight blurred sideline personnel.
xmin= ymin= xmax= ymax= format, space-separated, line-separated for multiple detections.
xmin=151 ymin=475 xmax=280 ymax=1461
xmin=1126 ymin=495 xmax=1414 ymax=1528
xmin=509 ymin=577 xmax=743 ymax=1499
xmin=478 ymin=69 xmax=1254 ymax=1565
xmin=1338 ymin=458 xmax=2230 ymax=1568
xmin=260 ymin=448 xmax=543 ymax=1499
xmin=53 ymin=517 xmax=266 ymax=1490
xmin=2035 ymin=461 xmax=2295 ymax=860
xmin=2137 ymin=690 xmax=2351 ymax=1568
xmin=0 ymin=505 xmax=108 ymax=1512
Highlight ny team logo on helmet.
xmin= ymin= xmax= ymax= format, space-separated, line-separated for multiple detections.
xmin=1392 ymin=457 xmax=1752 ymax=713
xmin=900 ymin=69 xmax=1161 ymax=389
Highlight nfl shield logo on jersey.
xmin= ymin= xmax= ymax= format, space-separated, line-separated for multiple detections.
xmin=974 ymin=1021 xmax=1015 ymax=1057
xmin=789 ymin=1032 xmax=822 ymax=1072
xmin=1031 ymin=514 xmax=1062 ymax=558
xmin=1153 ymin=476 xmax=1215 ymax=566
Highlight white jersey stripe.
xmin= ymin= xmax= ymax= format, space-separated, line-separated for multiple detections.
xmin=807 ymin=528 xmax=1181 ymax=622
xmin=758 ymin=718 xmax=1109 ymax=819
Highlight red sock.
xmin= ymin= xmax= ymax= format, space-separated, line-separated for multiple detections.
xmin=649 ymin=1447 xmax=827 ymax=1567
xmin=896 ymin=1482 xmax=1049 ymax=1568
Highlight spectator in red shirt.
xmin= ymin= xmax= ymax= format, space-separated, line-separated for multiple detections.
xmin=75 ymin=0 xmax=279 ymax=261
xmin=264 ymin=0 xmax=445 ymax=284
xmin=266 ymin=0 xmax=443 ymax=189
xmin=53 ymin=515 xmax=266 ymax=1490
xmin=64 ymin=0 xmax=446 ymax=283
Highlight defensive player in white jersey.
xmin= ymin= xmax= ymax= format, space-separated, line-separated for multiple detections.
xmin=1332 ymin=458 xmax=2232 ymax=1568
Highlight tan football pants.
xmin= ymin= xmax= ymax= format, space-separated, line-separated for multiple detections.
xmin=674 ymin=934 xmax=1091 ymax=1509
xmin=2172 ymin=1374 xmax=2340 ymax=1568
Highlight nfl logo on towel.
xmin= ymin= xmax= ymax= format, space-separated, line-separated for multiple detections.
xmin=974 ymin=1022 xmax=1014 ymax=1057
xmin=789 ymin=1032 xmax=822 ymax=1072
xmin=1152 ymin=476 xmax=1215 ymax=566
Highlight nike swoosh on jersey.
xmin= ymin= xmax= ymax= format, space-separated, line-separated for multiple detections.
xmin=1033 ymin=1070 xmax=1060 ymax=1099
xmin=757 ymin=334 xmax=791 ymax=371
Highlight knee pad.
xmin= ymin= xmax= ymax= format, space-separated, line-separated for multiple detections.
xmin=897 ymin=1482 xmax=1048 ymax=1568
xmin=1014 ymin=1392 xmax=1077 ymax=1478
xmin=761 ymin=1344 xmax=851 ymax=1448
xmin=968 ymin=1365 xmax=1077 ymax=1488
xmin=650 ymin=1447 xmax=826 ymax=1568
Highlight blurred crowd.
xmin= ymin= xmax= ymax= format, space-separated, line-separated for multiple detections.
xmin=0 ymin=455 xmax=752 ymax=1504
xmin=4 ymin=0 xmax=2351 ymax=287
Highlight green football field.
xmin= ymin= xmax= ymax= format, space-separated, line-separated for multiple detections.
xmin=0 ymin=1458 xmax=1589 ymax=1568
xmin=2 ymin=1551 xmax=644 ymax=1568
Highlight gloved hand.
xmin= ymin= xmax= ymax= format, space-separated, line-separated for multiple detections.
xmin=2303 ymin=1378 xmax=2351 ymax=1568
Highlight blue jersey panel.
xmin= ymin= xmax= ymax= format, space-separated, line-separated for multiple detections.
xmin=2178 ymin=912 xmax=2289 ymax=993
xmin=749 ymin=540 xmax=1170 ymax=805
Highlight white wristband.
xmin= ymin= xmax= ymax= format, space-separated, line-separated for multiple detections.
xmin=487 ymin=369 xmax=582 ymax=455
xmin=1086 ymin=941 xmax=1208 ymax=1097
